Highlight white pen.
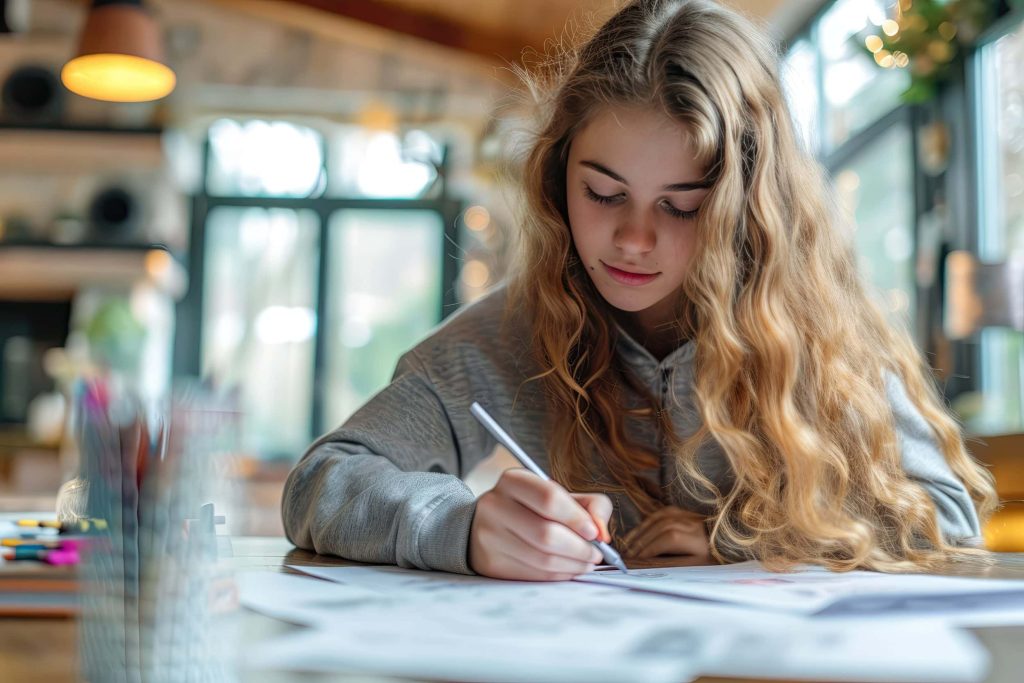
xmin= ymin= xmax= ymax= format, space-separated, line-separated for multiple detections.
xmin=469 ymin=401 xmax=630 ymax=574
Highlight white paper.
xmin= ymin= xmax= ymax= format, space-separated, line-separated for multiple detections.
xmin=698 ymin=618 xmax=989 ymax=683
xmin=273 ymin=564 xmax=990 ymax=683
xmin=235 ymin=570 xmax=380 ymax=626
xmin=826 ymin=603 xmax=1024 ymax=629
xmin=293 ymin=563 xmax=583 ymax=596
xmin=246 ymin=585 xmax=704 ymax=683
xmin=576 ymin=560 xmax=1024 ymax=615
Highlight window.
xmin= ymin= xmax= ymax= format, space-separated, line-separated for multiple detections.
xmin=206 ymin=120 xmax=325 ymax=198
xmin=781 ymin=38 xmax=820 ymax=155
xmin=322 ymin=210 xmax=444 ymax=427
xmin=833 ymin=122 xmax=917 ymax=327
xmin=784 ymin=0 xmax=920 ymax=337
xmin=974 ymin=19 xmax=1024 ymax=434
xmin=201 ymin=207 xmax=319 ymax=457
xmin=182 ymin=118 xmax=462 ymax=458
xmin=817 ymin=0 xmax=910 ymax=150
xmin=327 ymin=127 xmax=441 ymax=199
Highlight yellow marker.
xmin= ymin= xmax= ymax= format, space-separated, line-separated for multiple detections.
xmin=17 ymin=519 xmax=61 ymax=528
xmin=16 ymin=518 xmax=108 ymax=534
xmin=3 ymin=538 xmax=61 ymax=548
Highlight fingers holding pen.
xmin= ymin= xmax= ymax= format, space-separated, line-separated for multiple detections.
xmin=469 ymin=468 xmax=606 ymax=580
xmin=495 ymin=529 xmax=599 ymax=579
xmin=497 ymin=493 xmax=604 ymax=565
xmin=492 ymin=551 xmax=590 ymax=583
xmin=571 ymin=492 xmax=613 ymax=543
xmin=467 ymin=405 xmax=622 ymax=580
xmin=496 ymin=468 xmax=601 ymax=541
xmin=469 ymin=496 xmax=599 ymax=580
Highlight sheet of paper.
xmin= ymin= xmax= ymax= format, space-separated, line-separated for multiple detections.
xmin=293 ymin=563 xmax=589 ymax=596
xmin=274 ymin=564 xmax=990 ymax=683
xmin=575 ymin=560 xmax=1024 ymax=615
xmin=251 ymin=572 xmax=709 ymax=683
xmin=244 ymin=600 xmax=700 ymax=683
xmin=697 ymin=617 xmax=989 ymax=683
xmin=235 ymin=570 xmax=380 ymax=626
xmin=835 ymin=605 xmax=1024 ymax=629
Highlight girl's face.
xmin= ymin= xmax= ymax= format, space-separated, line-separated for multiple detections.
xmin=566 ymin=105 xmax=709 ymax=332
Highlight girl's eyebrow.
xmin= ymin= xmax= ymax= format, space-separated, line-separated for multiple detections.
xmin=580 ymin=160 xmax=712 ymax=191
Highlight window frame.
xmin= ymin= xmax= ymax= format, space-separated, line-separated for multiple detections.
xmin=967 ymin=10 xmax=1024 ymax=434
xmin=783 ymin=0 xmax=979 ymax=402
xmin=175 ymin=131 xmax=464 ymax=441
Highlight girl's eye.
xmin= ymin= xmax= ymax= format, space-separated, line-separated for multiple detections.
xmin=660 ymin=201 xmax=699 ymax=221
xmin=584 ymin=185 xmax=699 ymax=221
xmin=583 ymin=185 xmax=621 ymax=205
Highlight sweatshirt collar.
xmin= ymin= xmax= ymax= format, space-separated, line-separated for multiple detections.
xmin=613 ymin=321 xmax=696 ymax=375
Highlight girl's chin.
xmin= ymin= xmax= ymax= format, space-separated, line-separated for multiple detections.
xmin=591 ymin=280 xmax=683 ymax=321
xmin=596 ymin=290 xmax=663 ymax=313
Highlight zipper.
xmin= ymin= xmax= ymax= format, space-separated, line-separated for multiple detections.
xmin=657 ymin=365 xmax=673 ymax=496
xmin=660 ymin=366 xmax=672 ymax=406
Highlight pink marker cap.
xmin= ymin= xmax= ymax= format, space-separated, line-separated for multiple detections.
xmin=44 ymin=549 xmax=80 ymax=566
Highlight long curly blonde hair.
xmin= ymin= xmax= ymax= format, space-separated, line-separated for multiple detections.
xmin=506 ymin=0 xmax=996 ymax=571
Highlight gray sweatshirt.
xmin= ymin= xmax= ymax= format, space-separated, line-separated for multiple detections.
xmin=281 ymin=286 xmax=982 ymax=574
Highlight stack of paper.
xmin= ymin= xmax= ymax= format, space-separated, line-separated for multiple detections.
xmin=576 ymin=561 xmax=1024 ymax=616
xmin=232 ymin=561 xmax=1024 ymax=683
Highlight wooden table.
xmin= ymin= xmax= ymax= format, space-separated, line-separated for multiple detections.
xmin=3 ymin=537 xmax=1024 ymax=683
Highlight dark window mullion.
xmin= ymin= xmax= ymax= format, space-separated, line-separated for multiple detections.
xmin=822 ymin=105 xmax=912 ymax=173
xmin=908 ymin=103 xmax=931 ymax=347
xmin=441 ymin=199 xmax=463 ymax=318
xmin=311 ymin=209 xmax=331 ymax=439
xmin=173 ymin=137 xmax=212 ymax=380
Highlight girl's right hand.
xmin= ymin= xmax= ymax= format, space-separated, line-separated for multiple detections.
xmin=468 ymin=468 xmax=612 ymax=581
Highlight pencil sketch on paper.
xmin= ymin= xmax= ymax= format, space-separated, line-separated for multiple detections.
xmin=596 ymin=570 xmax=668 ymax=579
xmin=628 ymin=627 xmax=705 ymax=658
xmin=576 ymin=560 xmax=1024 ymax=614
xmin=253 ymin=564 xmax=993 ymax=683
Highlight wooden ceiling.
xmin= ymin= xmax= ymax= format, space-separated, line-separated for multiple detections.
xmin=278 ymin=0 xmax=602 ymax=63
xmin=277 ymin=0 xmax=815 ymax=64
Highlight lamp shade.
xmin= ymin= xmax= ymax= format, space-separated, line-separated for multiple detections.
xmin=61 ymin=0 xmax=176 ymax=103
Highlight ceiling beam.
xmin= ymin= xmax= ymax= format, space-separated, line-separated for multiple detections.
xmin=280 ymin=0 xmax=534 ymax=64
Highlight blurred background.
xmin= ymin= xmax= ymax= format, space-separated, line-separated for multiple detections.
xmin=0 ymin=0 xmax=1021 ymax=545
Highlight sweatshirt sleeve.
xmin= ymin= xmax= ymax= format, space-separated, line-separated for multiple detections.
xmin=886 ymin=373 xmax=983 ymax=546
xmin=281 ymin=349 xmax=478 ymax=574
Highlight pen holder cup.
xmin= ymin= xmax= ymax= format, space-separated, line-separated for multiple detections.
xmin=70 ymin=382 xmax=241 ymax=683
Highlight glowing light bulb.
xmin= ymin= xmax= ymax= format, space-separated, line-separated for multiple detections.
xmin=62 ymin=53 xmax=175 ymax=103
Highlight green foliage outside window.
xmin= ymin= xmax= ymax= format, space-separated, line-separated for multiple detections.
xmin=856 ymin=0 xmax=1021 ymax=103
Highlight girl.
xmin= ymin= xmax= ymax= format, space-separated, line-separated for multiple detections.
xmin=282 ymin=0 xmax=996 ymax=581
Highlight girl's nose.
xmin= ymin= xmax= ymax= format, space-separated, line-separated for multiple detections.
xmin=613 ymin=214 xmax=656 ymax=254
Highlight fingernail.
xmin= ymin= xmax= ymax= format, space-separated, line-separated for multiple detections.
xmin=583 ymin=522 xmax=598 ymax=540
xmin=595 ymin=519 xmax=610 ymax=543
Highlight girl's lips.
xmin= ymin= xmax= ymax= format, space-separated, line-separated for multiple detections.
xmin=601 ymin=261 xmax=660 ymax=286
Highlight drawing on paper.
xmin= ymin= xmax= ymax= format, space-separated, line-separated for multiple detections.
xmin=629 ymin=627 xmax=705 ymax=658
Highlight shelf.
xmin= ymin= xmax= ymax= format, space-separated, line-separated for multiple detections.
xmin=0 ymin=243 xmax=187 ymax=300
xmin=0 ymin=425 xmax=60 ymax=456
xmin=0 ymin=122 xmax=162 ymax=135
xmin=0 ymin=125 xmax=165 ymax=174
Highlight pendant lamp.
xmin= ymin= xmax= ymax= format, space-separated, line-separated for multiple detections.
xmin=61 ymin=0 xmax=176 ymax=103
